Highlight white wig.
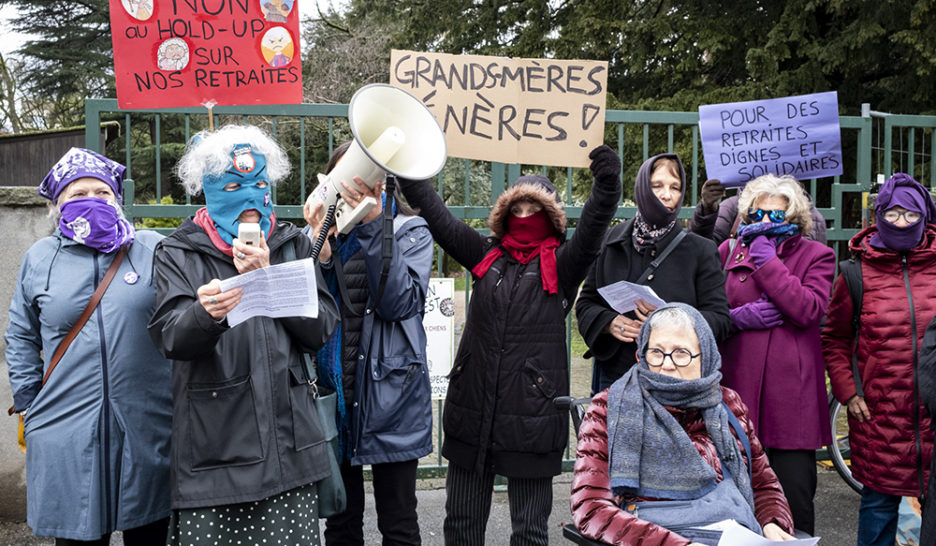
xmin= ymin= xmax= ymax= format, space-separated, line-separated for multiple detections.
xmin=176 ymin=124 xmax=291 ymax=195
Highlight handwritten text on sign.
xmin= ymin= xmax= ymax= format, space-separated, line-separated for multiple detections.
xmin=699 ymin=91 xmax=843 ymax=187
xmin=109 ymin=0 xmax=302 ymax=109
xmin=423 ymin=279 xmax=455 ymax=400
xmin=390 ymin=50 xmax=608 ymax=168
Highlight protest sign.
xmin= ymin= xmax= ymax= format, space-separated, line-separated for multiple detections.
xmin=390 ymin=50 xmax=608 ymax=168
xmin=423 ymin=278 xmax=455 ymax=399
xmin=109 ymin=0 xmax=303 ymax=109
xmin=699 ymin=91 xmax=843 ymax=187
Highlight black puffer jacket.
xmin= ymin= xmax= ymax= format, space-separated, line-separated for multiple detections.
xmin=148 ymin=218 xmax=339 ymax=509
xmin=399 ymin=171 xmax=620 ymax=478
xmin=575 ymin=220 xmax=730 ymax=386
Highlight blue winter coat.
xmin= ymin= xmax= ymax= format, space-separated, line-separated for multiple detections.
xmin=5 ymin=230 xmax=172 ymax=540
xmin=321 ymin=215 xmax=434 ymax=466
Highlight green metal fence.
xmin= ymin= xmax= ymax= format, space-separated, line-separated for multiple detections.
xmin=84 ymin=98 xmax=909 ymax=476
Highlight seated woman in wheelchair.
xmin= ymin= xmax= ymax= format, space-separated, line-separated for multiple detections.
xmin=571 ymin=303 xmax=795 ymax=545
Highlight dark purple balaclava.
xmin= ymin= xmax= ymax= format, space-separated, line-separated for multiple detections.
xmin=634 ymin=153 xmax=686 ymax=229
xmin=871 ymin=173 xmax=936 ymax=251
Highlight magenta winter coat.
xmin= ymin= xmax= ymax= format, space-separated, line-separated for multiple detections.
xmin=823 ymin=226 xmax=936 ymax=496
xmin=718 ymin=234 xmax=835 ymax=450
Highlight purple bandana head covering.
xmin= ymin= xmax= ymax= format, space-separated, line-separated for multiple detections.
xmin=39 ymin=148 xmax=126 ymax=203
xmin=870 ymin=173 xmax=936 ymax=251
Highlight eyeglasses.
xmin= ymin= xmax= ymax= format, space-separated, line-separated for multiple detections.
xmin=747 ymin=208 xmax=787 ymax=223
xmin=644 ymin=347 xmax=701 ymax=367
xmin=883 ymin=209 xmax=922 ymax=224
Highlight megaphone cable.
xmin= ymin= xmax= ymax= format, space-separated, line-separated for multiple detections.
xmin=310 ymin=203 xmax=336 ymax=263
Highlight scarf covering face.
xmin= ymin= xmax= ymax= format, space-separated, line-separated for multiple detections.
xmin=870 ymin=173 xmax=936 ymax=251
xmin=737 ymin=221 xmax=801 ymax=245
xmin=473 ymin=177 xmax=562 ymax=294
xmin=202 ymin=144 xmax=274 ymax=245
xmin=632 ymin=154 xmax=687 ymax=251
xmin=59 ymin=197 xmax=135 ymax=253
xmin=606 ymin=303 xmax=754 ymax=512
xmin=39 ymin=147 xmax=126 ymax=203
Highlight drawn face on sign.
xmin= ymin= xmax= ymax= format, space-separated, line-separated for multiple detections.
xmin=122 ymin=0 xmax=153 ymax=21
xmin=157 ymin=38 xmax=190 ymax=72
xmin=260 ymin=27 xmax=294 ymax=68
xmin=260 ymin=0 xmax=293 ymax=22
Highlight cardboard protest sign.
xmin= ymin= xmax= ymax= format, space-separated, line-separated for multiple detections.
xmin=423 ymin=278 xmax=455 ymax=400
xmin=699 ymin=91 xmax=843 ymax=187
xmin=390 ymin=50 xmax=608 ymax=168
xmin=109 ymin=0 xmax=302 ymax=109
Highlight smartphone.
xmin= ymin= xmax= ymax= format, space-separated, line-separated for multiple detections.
xmin=238 ymin=222 xmax=262 ymax=246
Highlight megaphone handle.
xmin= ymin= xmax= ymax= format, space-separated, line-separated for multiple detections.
xmin=310 ymin=203 xmax=336 ymax=263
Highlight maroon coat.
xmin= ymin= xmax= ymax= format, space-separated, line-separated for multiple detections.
xmin=718 ymin=234 xmax=835 ymax=449
xmin=823 ymin=225 xmax=936 ymax=496
xmin=571 ymin=388 xmax=794 ymax=546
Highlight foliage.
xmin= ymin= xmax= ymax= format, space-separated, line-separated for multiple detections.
xmin=135 ymin=195 xmax=185 ymax=229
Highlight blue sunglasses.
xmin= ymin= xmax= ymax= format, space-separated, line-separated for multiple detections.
xmin=748 ymin=208 xmax=787 ymax=223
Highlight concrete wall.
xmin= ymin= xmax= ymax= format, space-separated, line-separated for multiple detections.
xmin=0 ymin=187 xmax=56 ymax=521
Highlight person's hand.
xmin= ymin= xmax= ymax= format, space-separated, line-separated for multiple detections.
xmin=749 ymin=235 xmax=777 ymax=267
xmin=730 ymin=295 xmax=784 ymax=330
xmin=633 ymin=299 xmax=658 ymax=323
xmin=605 ymin=315 xmax=642 ymax=343
xmin=197 ymin=279 xmax=242 ymax=321
xmin=232 ymin=231 xmax=270 ymax=274
xmin=589 ymin=145 xmax=621 ymax=184
xmin=340 ymin=178 xmax=383 ymax=224
xmin=847 ymin=395 xmax=871 ymax=423
xmin=699 ymin=179 xmax=725 ymax=214
xmin=305 ymin=201 xmax=336 ymax=263
xmin=763 ymin=522 xmax=796 ymax=541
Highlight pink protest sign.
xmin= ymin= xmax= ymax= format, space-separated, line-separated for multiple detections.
xmin=109 ymin=0 xmax=302 ymax=109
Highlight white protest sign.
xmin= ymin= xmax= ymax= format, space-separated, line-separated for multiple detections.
xmin=423 ymin=278 xmax=456 ymax=399
xmin=699 ymin=91 xmax=843 ymax=187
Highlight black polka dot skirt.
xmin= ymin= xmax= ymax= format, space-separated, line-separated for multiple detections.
xmin=167 ymin=483 xmax=319 ymax=546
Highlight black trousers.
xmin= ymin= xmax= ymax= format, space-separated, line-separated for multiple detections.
xmin=54 ymin=517 xmax=169 ymax=546
xmin=444 ymin=462 xmax=552 ymax=546
xmin=765 ymin=447 xmax=816 ymax=535
xmin=324 ymin=458 xmax=421 ymax=546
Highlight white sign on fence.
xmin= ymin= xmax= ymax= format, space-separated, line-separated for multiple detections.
xmin=423 ymin=278 xmax=456 ymax=399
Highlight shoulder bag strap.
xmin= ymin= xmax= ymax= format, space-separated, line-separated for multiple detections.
xmin=839 ymin=258 xmax=865 ymax=398
xmin=722 ymin=237 xmax=738 ymax=271
xmin=636 ymin=229 xmax=687 ymax=285
xmin=8 ymin=244 xmax=129 ymax=416
xmin=722 ymin=401 xmax=752 ymax=481
xmin=281 ymin=238 xmax=323 ymax=391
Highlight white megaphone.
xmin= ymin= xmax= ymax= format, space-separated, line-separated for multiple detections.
xmin=306 ymin=83 xmax=447 ymax=235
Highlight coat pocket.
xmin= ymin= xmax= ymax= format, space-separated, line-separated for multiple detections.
xmin=287 ymin=365 xmax=327 ymax=451
xmin=362 ymin=356 xmax=430 ymax=434
xmin=522 ymin=359 xmax=558 ymax=399
xmin=188 ymin=376 xmax=264 ymax=471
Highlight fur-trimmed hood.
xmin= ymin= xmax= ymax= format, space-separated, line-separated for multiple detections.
xmin=488 ymin=175 xmax=566 ymax=239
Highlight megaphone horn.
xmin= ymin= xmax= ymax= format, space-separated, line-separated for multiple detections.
xmin=306 ymin=84 xmax=447 ymax=239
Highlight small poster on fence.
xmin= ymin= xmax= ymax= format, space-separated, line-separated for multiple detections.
xmin=109 ymin=0 xmax=303 ymax=109
xmin=423 ymin=278 xmax=455 ymax=400
xmin=698 ymin=91 xmax=843 ymax=187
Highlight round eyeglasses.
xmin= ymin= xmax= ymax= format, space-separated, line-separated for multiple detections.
xmin=748 ymin=208 xmax=787 ymax=223
xmin=882 ymin=209 xmax=922 ymax=224
xmin=644 ymin=347 xmax=701 ymax=367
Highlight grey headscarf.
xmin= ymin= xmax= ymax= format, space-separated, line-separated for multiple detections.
xmin=606 ymin=303 xmax=753 ymax=511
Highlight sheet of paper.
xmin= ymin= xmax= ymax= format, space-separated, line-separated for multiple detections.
xmin=717 ymin=523 xmax=820 ymax=545
xmin=218 ymin=258 xmax=319 ymax=328
xmin=596 ymin=280 xmax=666 ymax=314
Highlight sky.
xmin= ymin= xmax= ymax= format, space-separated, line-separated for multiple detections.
xmin=0 ymin=1 xmax=344 ymax=59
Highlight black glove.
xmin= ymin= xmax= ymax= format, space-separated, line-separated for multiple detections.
xmin=589 ymin=145 xmax=621 ymax=183
xmin=700 ymin=179 xmax=725 ymax=214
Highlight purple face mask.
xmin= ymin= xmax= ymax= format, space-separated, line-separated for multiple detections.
xmin=871 ymin=173 xmax=936 ymax=251
xmin=59 ymin=198 xmax=135 ymax=253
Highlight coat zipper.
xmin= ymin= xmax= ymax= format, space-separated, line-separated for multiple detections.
xmin=902 ymin=254 xmax=925 ymax=501
xmin=93 ymin=253 xmax=114 ymax=529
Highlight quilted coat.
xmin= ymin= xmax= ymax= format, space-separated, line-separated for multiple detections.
xmin=570 ymin=388 xmax=794 ymax=545
xmin=823 ymin=225 xmax=936 ymax=496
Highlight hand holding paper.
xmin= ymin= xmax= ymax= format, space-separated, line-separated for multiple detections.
xmin=218 ymin=258 xmax=319 ymax=327
xmin=596 ymin=280 xmax=666 ymax=315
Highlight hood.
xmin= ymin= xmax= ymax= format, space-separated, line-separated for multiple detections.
xmin=634 ymin=153 xmax=687 ymax=228
xmin=849 ymin=223 xmax=936 ymax=265
xmin=488 ymin=175 xmax=566 ymax=239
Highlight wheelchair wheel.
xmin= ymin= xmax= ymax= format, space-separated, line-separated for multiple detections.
xmin=828 ymin=395 xmax=863 ymax=493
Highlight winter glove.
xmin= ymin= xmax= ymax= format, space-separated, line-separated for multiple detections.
xmin=699 ymin=179 xmax=725 ymax=214
xmin=748 ymin=235 xmax=777 ymax=267
xmin=730 ymin=296 xmax=784 ymax=331
xmin=589 ymin=145 xmax=621 ymax=186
